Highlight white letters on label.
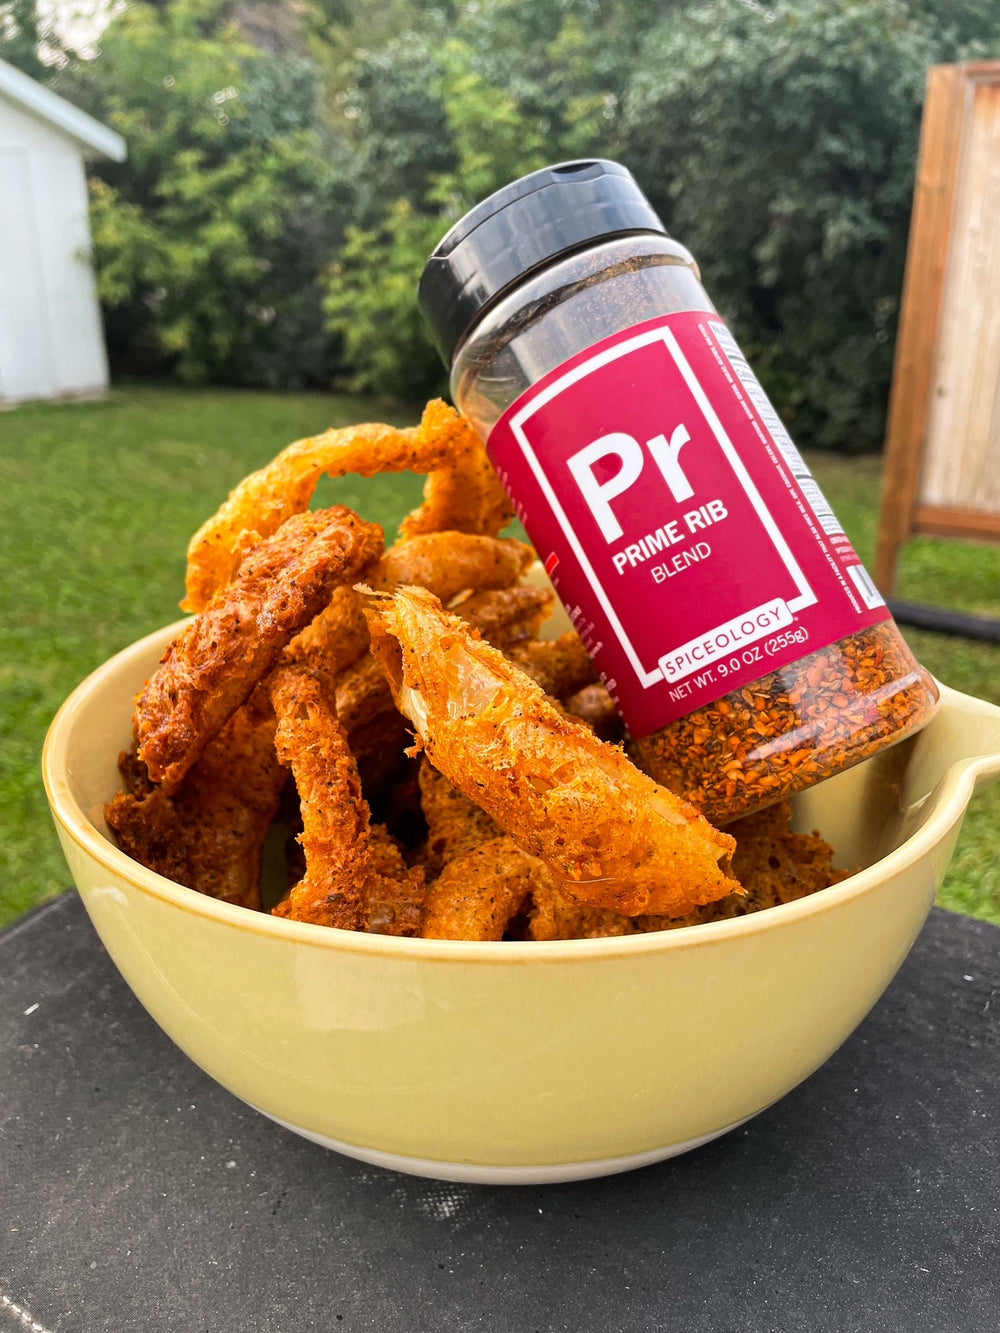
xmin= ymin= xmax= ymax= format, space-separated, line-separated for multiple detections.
xmin=647 ymin=425 xmax=693 ymax=503
xmin=566 ymin=425 xmax=693 ymax=543
xmin=566 ymin=432 xmax=645 ymax=542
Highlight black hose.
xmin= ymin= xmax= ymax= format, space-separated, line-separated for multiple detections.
xmin=888 ymin=599 xmax=1000 ymax=644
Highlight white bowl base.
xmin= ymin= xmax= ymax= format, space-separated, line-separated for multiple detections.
xmin=255 ymin=1108 xmax=753 ymax=1184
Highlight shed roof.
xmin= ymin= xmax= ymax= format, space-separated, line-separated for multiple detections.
xmin=0 ymin=57 xmax=126 ymax=161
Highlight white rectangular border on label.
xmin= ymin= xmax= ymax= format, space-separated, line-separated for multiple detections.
xmin=659 ymin=599 xmax=794 ymax=685
xmin=510 ymin=323 xmax=817 ymax=690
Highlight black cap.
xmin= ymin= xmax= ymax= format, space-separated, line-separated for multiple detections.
xmin=417 ymin=159 xmax=667 ymax=366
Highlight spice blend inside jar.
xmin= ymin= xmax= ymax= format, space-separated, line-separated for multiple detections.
xmin=418 ymin=160 xmax=938 ymax=825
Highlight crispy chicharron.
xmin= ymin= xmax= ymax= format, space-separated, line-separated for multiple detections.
xmin=107 ymin=401 xmax=847 ymax=940
xmin=363 ymin=585 xmax=742 ymax=918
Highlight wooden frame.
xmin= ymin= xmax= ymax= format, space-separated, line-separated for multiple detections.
xmin=875 ymin=61 xmax=1000 ymax=594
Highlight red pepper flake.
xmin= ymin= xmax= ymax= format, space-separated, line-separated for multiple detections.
xmin=632 ymin=622 xmax=938 ymax=825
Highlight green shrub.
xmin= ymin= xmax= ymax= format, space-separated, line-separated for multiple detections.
xmin=325 ymin=0 xmax=1000 ymax=449
xmin=621 ymin=0 xmax=991 ymax=451
xmin=81 ymin=0 xmax=344 ymax=387
xmin=322 ymin=3 xmax=631 ymax=397
xmin=26 ymin=0 xmax=1000 ymax=445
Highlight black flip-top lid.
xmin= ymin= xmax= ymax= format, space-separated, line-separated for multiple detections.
xmin=417 ymin=159 xmax=668 ymax=366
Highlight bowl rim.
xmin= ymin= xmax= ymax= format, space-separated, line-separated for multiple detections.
xmin=43 ymin=617 xmax=1000 ymax=964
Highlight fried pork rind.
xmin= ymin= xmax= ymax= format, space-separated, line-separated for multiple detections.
xmin=308 ymin=586 xmax=554 ymax=758
xmin=365 ymin=824 xmax=427 ymax=937
xmin=527 ymin=882 xmax=643 ymax=941
xmin=287 ymin=532 xmax=538 ymax=707
xmin=523 ymin=801 xmax=847 ymax=938
xmin=417 ymin=788 xmax=847 ymax=941
xmin=363 ymin=585 xmax=742 ymax=918
xmin=373 ymin=532 xmax=534 ymax=601
xmin=286 ymin=534 xmax=534 ymax=671
xmin=414 ymin=768 xmax=646 ymax=940
xmin=183 ymin=400 xmax=511 ymax=612
xmin=618 ymin=800 xmax=847 ymax=933
xmin=268 ymin=661 xmax=425 ymax=933
xmin=286 ymin=584 xmax=372 ymax=674
xmin=503 ymin=633 xmax=597 ymax=698
xmin=563 ymin=683 xmax=623 ymax=742
xmin=135 ymin=505 xmax=384 ymax=793
xmin=284 ymin=537 xmax=545 ymax=787
xmin=447 ymin=585 xmax=553 ymax=646
xmin=348 ymin=709 xmax=415 ymax=800
xmin=725 ymin=800 xmax=848 ymax=911
xmin=421 ymin=836 xmax=544 ymax=941
xmin=419 ymin=761 xmax=500 ymax=871
xmin=105 ymin=399 xmax=849 ymax=939
xmin=105 ymin=687 xmax=285 ymax=911
xmin=399 ymin=419 xmax=513 ymax=542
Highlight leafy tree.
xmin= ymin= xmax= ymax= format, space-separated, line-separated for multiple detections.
xmin=18 ymin=0 xmax=1000 ymax=447
xmin=323 ymin=0 xmax=1000 ymax=447
xmin=0 ymin=0 xmax=61 ymax=78
xmin=323 ymin=0 xmax=634 ymax=396
xmin=623 ymin=0 xmax=998 ymax=451
xmin=80 ymin=0 xmax=344 ymax=386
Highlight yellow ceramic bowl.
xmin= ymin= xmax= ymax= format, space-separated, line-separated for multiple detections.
xmin=43 ymin=620 xmax=1000 ymax=1183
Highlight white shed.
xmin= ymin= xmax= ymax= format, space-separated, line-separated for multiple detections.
xmin=0 ymin=58 xmax=126 ymax=403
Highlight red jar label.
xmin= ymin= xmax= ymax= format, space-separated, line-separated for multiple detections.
xmin=486 ymin=311 xmax=891 ymax=737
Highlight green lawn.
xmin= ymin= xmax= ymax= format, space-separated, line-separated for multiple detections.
xmin=2 ymin=386 xmax=999 ymax=928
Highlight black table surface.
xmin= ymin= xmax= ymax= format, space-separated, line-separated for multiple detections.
xmin=1 ymin=892 xmax=998 ymax=1333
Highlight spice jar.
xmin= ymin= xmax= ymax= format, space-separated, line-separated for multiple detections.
xmin=418 ymin=160 xmax=938 ymax=825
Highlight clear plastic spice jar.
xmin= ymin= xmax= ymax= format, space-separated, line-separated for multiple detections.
xmin=418 ymin=160 xmax=938 ymax=825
